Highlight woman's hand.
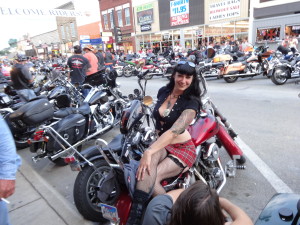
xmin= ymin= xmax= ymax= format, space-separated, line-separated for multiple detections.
xmin=136 ymin=150 xmax=152 ymax=181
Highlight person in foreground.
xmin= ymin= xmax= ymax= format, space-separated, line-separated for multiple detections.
xmin=126 ymin=61 xmax=202 ymax=225
xmin=142 ymin=181 xmax=254 ymax=225
xmin=0 ymin=116 xmax=21 ymax=225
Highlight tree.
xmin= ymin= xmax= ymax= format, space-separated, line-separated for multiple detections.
xmin=8 ymin=39 xmax=17 ymax=48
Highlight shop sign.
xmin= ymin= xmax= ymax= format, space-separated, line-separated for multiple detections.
xmin=137 ymin=9 xmax=153 ymax=25
xmin=80 ymin=35 xmax=90 ymax=40
xmin=101 ymin=32 xmax=113 ymax=37
xmin=170 ymin=0 xmax=189 ymax=26
xmin=37 ymin=48 xmax=44 ymax=53
xmin=141 ymin=24 xmax=152 ymax=32
xmin=136 ymin=3 xmax=154 ymax=13
xmin=209 ymin=0 xmax=240 ymax=21
xmin=196 ymin=28 xmax=203 ymax=36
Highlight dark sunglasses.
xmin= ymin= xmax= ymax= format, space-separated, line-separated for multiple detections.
xmin=177 ymin=61 xmax=196 ymax=68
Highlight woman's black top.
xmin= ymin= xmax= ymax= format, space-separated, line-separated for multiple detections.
xmin=153 ymin=86 xmax=201 ymax=136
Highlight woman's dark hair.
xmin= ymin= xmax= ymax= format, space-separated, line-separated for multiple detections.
xmin=166 ymin=62 xmax=202 ymax=102
xmin=169 ymin=181 xmax=225 ymax=225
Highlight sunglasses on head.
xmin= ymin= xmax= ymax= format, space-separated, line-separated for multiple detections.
xmin=177 ymin=61 xmax=196 ymax=68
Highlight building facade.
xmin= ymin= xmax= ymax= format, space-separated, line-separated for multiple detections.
xmin=252 ymin=0 xmax=300 ymax=49
xmin=56 ymin=1 xmax=78 ymax=55
xmin=133 ymin=0 xmax=161 ymax=52
xmin=99 ymin=0 xmax=135 ymax=52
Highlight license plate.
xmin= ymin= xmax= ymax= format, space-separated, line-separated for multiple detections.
xmin=99 ymin=203 xmax=119 ymax=223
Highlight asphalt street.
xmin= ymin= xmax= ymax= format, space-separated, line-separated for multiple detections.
xmin=18 ymin=74 xmax=300 ymax=224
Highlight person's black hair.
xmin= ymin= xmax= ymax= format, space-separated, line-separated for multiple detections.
xmin=169 ymin=181 xmax=225 ymax=225
xmin=74 ymin=45 xmax=82 ymax=54
xmin=166 ymin=62 xmax=202 ymax=102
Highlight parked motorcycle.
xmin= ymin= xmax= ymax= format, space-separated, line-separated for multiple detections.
xmin=27 ymin=72 xmax=128 ymax=165
xmin=200 ymin=46 xmax=271 ymax=83
xmin=270 ymin=46 xmax=300 ymax=85
xmin=69 ymin=71 xmax=246 ymax=223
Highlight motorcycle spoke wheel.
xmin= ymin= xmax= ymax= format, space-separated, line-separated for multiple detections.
xmin=73 ymin=160 xmax=120 ymax=222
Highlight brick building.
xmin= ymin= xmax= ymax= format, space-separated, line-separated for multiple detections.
xmin=99 ymin=0 xmax=135 ymax=52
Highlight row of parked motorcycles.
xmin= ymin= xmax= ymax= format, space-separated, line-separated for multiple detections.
xmin=1 ymin=63 xmax=298 ymax=225
xmin=196 ymin=43 xmax=300 ymax=85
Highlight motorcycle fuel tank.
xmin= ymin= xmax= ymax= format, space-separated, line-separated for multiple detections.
xmin=188 ymin=114 xmax=219 ymax=146
xmin=88 ymin=91 xmax=108 ymax=105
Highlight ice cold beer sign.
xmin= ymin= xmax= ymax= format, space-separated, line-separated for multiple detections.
xmin=170 ymin=0 xmax=189 ymax=27
xmin=209 ymin=0 xmax=241 ymax=21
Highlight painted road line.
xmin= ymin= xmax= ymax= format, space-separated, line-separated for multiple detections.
xmin=236 ymin=137 xmax=293 ymax=193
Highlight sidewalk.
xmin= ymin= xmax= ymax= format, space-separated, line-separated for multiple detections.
xmin=7 ymin=156 xmax=95 ymax=225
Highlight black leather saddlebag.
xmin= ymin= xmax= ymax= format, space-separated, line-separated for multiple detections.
xmin=8 ymin=98 xmax=54 ymax=129
xmin=46 ymin=113 xmax=86 ymax=151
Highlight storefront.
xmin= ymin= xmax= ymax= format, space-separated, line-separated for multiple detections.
xmin=204 ymin=0 xmax=249 ymax=44
xmin=253 ymin=1 xmax=300 ymax=50
xmin=156 ymin=0 xmax=205 ymax=50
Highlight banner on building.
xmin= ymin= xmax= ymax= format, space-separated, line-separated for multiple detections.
xmin=170 ymin=0 xmax=189 ymax=26
xmin=209 ymin=0 xmax=241 ymax=21
xmin=137 ymin=3 xmax=154 ymax=25
xmin=0 ymin=7 xmax=88 ymax=17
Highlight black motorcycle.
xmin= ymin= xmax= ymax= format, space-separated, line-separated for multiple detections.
xmin=27 ymin=71 xmax=128 ymax=166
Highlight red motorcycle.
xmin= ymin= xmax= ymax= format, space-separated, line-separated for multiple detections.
xmin=68 ymin=72 xmax=246 ymax=223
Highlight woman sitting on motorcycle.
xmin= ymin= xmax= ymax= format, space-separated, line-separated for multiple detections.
xmin=126 ymin=61 xmax=203 ymax=225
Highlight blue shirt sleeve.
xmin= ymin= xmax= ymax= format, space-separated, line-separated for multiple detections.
xmin=0 ymin=118 xmax=21 ymax=180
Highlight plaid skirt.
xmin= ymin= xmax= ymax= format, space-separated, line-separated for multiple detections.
xmin=165 ymin=139 xmax=196 ymax=168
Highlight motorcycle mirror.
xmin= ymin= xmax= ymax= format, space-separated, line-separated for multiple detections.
xmin=143 ymin=96 xmax=153 ymax=106
xmin=133 ymin=89 xmax=140 ymax=96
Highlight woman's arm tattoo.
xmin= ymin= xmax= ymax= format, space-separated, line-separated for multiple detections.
xmin=170 ymin=109 xmax=196 ymax=137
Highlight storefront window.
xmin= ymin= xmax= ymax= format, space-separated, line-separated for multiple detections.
xmin=285 ymin=25 xmax=300 ymax=38
xmin=256 ymin=27 xmax=280 ymax=42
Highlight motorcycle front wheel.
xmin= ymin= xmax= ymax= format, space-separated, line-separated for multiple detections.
xmin=123 ymin=66 xmax=134 ymax=77
xmin=271 ymin=69 xmax=288 ymax=85
xmin=73 ymin=159 xmax=121 ymax=222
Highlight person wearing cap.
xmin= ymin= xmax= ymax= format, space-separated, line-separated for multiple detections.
xmin=10 ymin=55 xmax=36 ymax=102
xmin=83 ymin=45 xmax=99 ymax=76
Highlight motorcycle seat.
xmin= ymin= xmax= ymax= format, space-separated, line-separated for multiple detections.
xmin=54 ymin=102 xmax=91 ymax=118
xmin=102 ymin=134 xmax=123 ymax=152
xmin=211 ymin=62 xmax=225 ymax=67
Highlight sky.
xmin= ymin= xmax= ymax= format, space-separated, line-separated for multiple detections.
xmin=0 ymin=0 xmax=100 ymax=50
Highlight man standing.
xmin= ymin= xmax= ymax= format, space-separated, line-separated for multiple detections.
xmin=10 ymin=55 xmax=36 ymax=102
xmin=0 ymin=116 xmax=21 ymax=225
xmin=67 ymin=45 xmax=90 ymax=85
xmin=83 ymin=45 xmax=99 ymax=77
xmin=93 ymin=48 xmax=105 ymax=70
xmin=104 ymin=49 xmax=115 ymax=70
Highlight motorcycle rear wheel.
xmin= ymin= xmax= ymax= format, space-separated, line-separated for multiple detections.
xmin=271 ymin=69 xmax=288 ymax=85
xmin=73 ymin=159 xmax=120 ymax=222
xmin=224 ymin=76 xmax=238 ymax=83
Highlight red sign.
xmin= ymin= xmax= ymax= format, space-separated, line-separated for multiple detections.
xmin=170 ymin=14 xmax=189 ymax=26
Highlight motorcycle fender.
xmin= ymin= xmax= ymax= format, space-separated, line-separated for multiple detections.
xmin=216 ymin=125 xmax=243 ymax=158
xmin=224 ymin=63 xmax=245 ymax=74
xmin=78 ymin=146 xmax=103 ymax=167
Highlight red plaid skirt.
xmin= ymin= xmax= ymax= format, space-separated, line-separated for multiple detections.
xmin=165 ymin=139 xmax=196 ymax=168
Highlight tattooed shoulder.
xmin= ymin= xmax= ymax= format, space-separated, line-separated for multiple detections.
xmin=171 ymin=109 xmax=196 ymax=136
